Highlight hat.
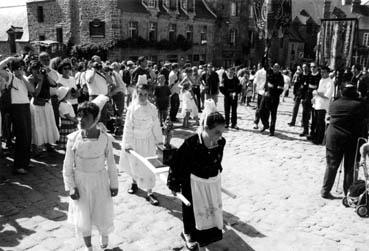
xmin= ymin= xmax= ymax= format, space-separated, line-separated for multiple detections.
xmin=126 ymin=60 xmax=134 ymax=66
xmin=57 ymin=87 xmax=70 ymax=101
xmin=91 ymin=95 xmax=109 ymax=112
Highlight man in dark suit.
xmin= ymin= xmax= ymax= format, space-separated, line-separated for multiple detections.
xmin=321 ymin=83 xmax=368 ymax=199
xmin=259 ymin=63 xmax=284 ymax=136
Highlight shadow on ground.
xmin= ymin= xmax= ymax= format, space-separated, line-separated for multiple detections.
xmin=142 ymin=193 xmax=264 ymax=251
xmin=0 ymin=150 xmax=68 ymax=248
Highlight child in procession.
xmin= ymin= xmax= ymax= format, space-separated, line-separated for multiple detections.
xmin=58 ymin=87 xmax=78 ymax=149
xmin=119 ymin=83 xmax=163 ymax=206
xmin=62 ymin=97 xmax=118 ymax=251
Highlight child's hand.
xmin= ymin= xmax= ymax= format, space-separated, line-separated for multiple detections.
xmin=110 ymin=188 xmax=118 ymax=197
xmin=70 ymin=188 xmax=80 ymax=200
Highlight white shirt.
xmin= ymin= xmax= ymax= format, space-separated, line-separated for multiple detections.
xmin=85 ymin=69 xmax=108 ymax=96
xmin=169 ymin=71 xmax=180 ymax=94
xmin=217 ymin=69 xmax=225 ymax=83
xmin=59 ymin=101 xmax=75 ymax=119
xmin=58 ymin=76 xmax=78 ymax=105
xmin=6 ymin=72 xmax=30 ymax=104
xmin=314 ymin=77 xmax=333 ymax=111
xmin=111 ymin=71 xmax=126 ymax=94
xmin=254 ymin=68 xmax=266 ymax=95
xmin=47 ymin=68 xmax=60 ymax=96
xmin=283 ymin=75 xmax=291 ymax=89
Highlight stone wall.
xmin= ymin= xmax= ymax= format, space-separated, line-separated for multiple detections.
xmin=0 ymin=42 xmax=30 ymax=56
xmin=27 ymin=0 xmax=72 ymax=43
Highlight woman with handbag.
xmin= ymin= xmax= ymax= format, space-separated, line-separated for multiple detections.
xmin=0 ymin=57 xmax=35 ymax=174
xmin=28 ymin=60 xmax=59 ymax=153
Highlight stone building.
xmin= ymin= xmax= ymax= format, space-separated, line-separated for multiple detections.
xmin=205 ymin=0 xmax=261 ymax=67
xmin=26 ymin=0 xmax=217 ymax=64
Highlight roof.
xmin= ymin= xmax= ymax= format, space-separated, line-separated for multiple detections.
xmin=0 ymin=4 xmax=29 ymax=42
xmin=117 ymin=0 xmax=150 ymax=14
xmin=195 ymin=0 xmax=216 ymax=20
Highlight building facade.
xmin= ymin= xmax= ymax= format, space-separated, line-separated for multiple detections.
xmin=26 ymin=0 xmax=216 ymax=65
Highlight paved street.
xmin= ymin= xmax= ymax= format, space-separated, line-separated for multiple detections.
xmin=1 ymin=96 xmax=369 ymax=251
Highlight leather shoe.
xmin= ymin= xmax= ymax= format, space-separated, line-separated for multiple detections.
xmin=299 ymin=132 xmax=308 ymax=137
xmin=231 ymin=125 xmax=239 ymax=130
xmin=321 ymin=192 xmax=336 ymax=199
xmin=269 ymin=132 xmax=274 ymax=136
xmin=288 ymin=122 xmax=295 ymax=126
xmin=127 ymin=183 xmax=138 ymax=194
xmin=146 ymin=193 xmax=159 ymax=206
xmin=260 ymin=126 xmax=269 ymax=132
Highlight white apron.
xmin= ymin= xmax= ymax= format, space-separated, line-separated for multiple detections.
xmin=190 ymin=173 xmax=223 ymax=231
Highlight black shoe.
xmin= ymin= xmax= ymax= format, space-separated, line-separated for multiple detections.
xmin=321 ymin=192 xmax=336 ymax=199
xmin=288 ymin=122 xmax=295 ymax=126
xmin=128 ymin=183 xmax=138 ymax=194
xmin=253 ymin=125 xmax=259 ymax=130
xmin=180 ymin=232 xmax=199 ymax=251
xmin=269 ymin=132 xmax=274 ymax=136
xmin=260 ymin=126 xmax=269 ymax=132
xmin=225 ymin=124 xmax=229 ymax=129
xmin=231 ymin=125 xmax=239 ymax=130
xmin=307 ymin=135 xmax=314 ymax=141
xmin=299 ymin=132 xmax=308 ymax=137
xmin=146 ymin=194 xmax=159 ymax=206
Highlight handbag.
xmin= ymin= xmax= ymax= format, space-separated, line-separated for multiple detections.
xmin=0 ymin=74 xmax=14 ymax=112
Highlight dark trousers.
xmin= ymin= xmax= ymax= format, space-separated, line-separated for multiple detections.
xmin=313 ymin=110 xmax=326 ymax=144
xmin=260 ymin=95 xmax=280 ymax=134
xmin=169 ymin=93 xmax=180 ymax=122
xmin=254 ymin=94 xmax=263 ymax=125
xmin=290 ymin=96 xmax=301 ymax=125
xmin=302 ymin=99 xmax=312 ymax=134
xmin=11 ymin=104 xmax=31 ymax=170
xmin=224 ymin=95 xmax=238 ymax=126
xmin=51 ymin=95 xmax=60 ymax=129
xmin=322 ymin=147 xmax=355 ymax=195
xmin=192 ymin=86 xmax=201 ymax=112
xmin=112 ymin=92 xmax=125 ymax=132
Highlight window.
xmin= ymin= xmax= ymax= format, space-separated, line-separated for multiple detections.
xmin=147 ymin=0 xmax=156 ymax=8
xmin=186 ymin=25 xmax=193 ymax=42
xmin=200 ymin=54 xmax=206 ymax=63
xmin=169 ymin=0 xmax=177 ymax=10
xmin=193 ymin=54 xmax=200 ymax=61
xmin=37 ymin=6 xmax=44 ymax=23
xmin=129 ymin=21 xmax=138 ymax=39
xmin=56 ymin=27 xmax=63 ymax=43
xmin=169 ymin=23 xmax=176 ymax=42
xmin=149 ymin=22 xmax=157 ymax=42
xmin=188 ymin=0 xmax=194 ymax=11
xmin=39 ymin=35 xmax=45 ymax=41
xmin=230 ymin=29 xmax=237 ymax=46
xmin=230 ymin=2 xmax=239 ymax=17
xmin=200 ymin=26 xmax=207 ymax=43
xmin=186 ymin=54 xmax=192 ymax=62
xmin=363 ymin=33 xmax=369 ymax=46
xmin=90 ymin=19 xmax=105 ymax=38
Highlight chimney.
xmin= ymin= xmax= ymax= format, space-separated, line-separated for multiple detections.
xmin=352 ymin=0 xmax=361 ymax=12
xmin=324 ymin=0 xmax=331 ymax=19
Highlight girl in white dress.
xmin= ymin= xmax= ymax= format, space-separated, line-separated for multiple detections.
xmin=62 ymin=97 xmax=118 ymax=251
xmin=119 ymin=83 xmax=162 ymax=206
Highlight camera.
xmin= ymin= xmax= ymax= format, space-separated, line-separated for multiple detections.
xmin=92 ymin=62 xmax=102 ymax=70
xmin=39 ymin=68 xmax=47 ymax=74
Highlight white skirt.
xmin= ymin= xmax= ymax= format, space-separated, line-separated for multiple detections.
xmin=119 ymin=135 xmax=156 ymax=190
xmin=190 ymin=173 xmax=223 ymax=231
xmin=68 ymin=169 xmax=114 ymax=235
xmin=30 ymin=101 xmax=59 ymax=146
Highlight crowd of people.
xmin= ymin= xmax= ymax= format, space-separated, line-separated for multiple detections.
xmin=3 ymin=49 xmax=369 ymax=250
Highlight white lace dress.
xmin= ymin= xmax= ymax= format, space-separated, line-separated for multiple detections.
xmin=62 ymin=130 xmax=118 ymax=236
xmin=119 ymin=101 xmax=162 ymax=190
